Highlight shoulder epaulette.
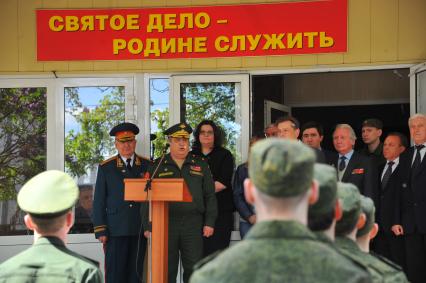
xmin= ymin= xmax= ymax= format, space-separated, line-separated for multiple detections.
xmin=371 ymin=252 xmax=403 ymax=271
xmin=100 ymin=156 xmax=117 ymax=166
xmin=136 ymin=154 xmax=150 ymax=161
xmin=193 ymin=250 xmax=221 ymax=270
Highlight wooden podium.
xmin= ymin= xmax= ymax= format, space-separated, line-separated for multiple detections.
xmin=124 ymin=178 xmax=192 ymax=283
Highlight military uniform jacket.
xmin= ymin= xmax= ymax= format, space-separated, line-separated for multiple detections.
xmin=144 ymin=153 xmax=217 ymax=228
xmin=0 ymin=237 xmax=102 ymax=283
xmin=93 ymin=154 xmax=151 ymax=238
xmin=335 ymin=236 xmax=408 ymax=283
xmin=190 ymin=221 xmax=371 ymax=283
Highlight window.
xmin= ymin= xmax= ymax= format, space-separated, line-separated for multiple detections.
xmin=0 ymin=87 xmax=47 ymax=236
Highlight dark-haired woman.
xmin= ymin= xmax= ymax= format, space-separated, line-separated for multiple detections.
xmin=192 ymin=120 xmax=235 ymax=257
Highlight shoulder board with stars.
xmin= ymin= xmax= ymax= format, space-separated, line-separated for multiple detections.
xmin=135 ymin=154 xmax=150 ymax=165
xmin=100 ymin=155 xmax=117 ymax=166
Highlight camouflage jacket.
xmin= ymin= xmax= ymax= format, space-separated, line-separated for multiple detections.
xmin=335 ymin=236 xmax=408 ymax=283
xmin=190 ymin=220 xmax=371 ymax=283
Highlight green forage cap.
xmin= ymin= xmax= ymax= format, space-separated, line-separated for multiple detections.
xmin=335 ymin=182 xmax=362 ymax=236
xmin=17 ymin=170 xmax=79 ymax=218
xmin=248 ymin=138 xmax=315 ymax=197
xmin=309 ymin=164 xmax=338 ymax=217
xmin=357 ymin=196 xmax=376 ymax=237
xmin=164 ymin=122 xmax=192 ymax=139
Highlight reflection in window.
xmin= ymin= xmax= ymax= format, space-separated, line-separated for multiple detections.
xmin=180 ymin=83 xmax=241 ymax=163
xmin=0 ymin=88 xmax=47 ymax=236
xmin=150 ymin=79 xmax=170 ymax=159
xmin=64 ymin=86 xmax=124 ymax=233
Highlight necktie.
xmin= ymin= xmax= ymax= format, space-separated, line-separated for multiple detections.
xmin=126 ymin=158 xmax=132 ymax=171
xmin=339 ymin=156 xmax=346 ymax=172
xmin=412 ymin=145 xmax=425 ymax=171
xmin=381 ymin=161 xmax=394 ymax=190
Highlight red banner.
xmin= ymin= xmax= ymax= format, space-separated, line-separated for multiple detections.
xmin=36 ymin=0 xmax=347 ymax=61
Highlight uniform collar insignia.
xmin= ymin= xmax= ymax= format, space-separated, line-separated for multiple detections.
xmin=135 ymin=156 xmax=141 ymax=166
xmin=116 ymin=156 xmax=124 ymax=167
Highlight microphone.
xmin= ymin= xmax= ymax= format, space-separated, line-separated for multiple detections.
xmin=144 ymin=143 xmax=169 ymax=192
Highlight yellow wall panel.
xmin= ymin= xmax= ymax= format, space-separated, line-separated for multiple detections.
xmin=0 ymin=0 xmax=19 ymax=71
xmin=167 ymin=59 xmax=192 ymax=70
xmin=68 ymin=61 xmax=94 ymax=71
xmin=242 ymin=56 xmax=266 ymax=68
xmin=142 ymin=0 xmax=167 ymax=7
xmin=67 ymin=0 xmax=93 ymax=8
xmin=93 ymin=0 xmax=114 ymax=8
xmin=291 ymin=55 xmax=317 ymax=66
xmin=371 ymin=0 xmax=398 ymax=62
xmin=166 ymin=0 xmax=192 ymax=7
xmin=43 ymin=62 xmax=69 ymax=72
xmin=191 ymin=0 xmax=218 ymax=6
xmin=398 ymin=0 xmax=426 ymax=61
xmin=317 ymin=53 xmax=344 ymax=65
xmin=141 ymin=59 xmax=167 ymax=71
xmin=18 ymin=0 xmax=43 ymax=72
xmin=93 ymin=61 xmax=119 ymax=71
xmin=42 ymin=0 xmax=67 ymax=8
xmin=117 ymin=0 xmax=144 ymax=8
xmin=343 ymin=0 xmax=371 ymax=64
xmin=266 ymin=56 xmax=291 ymax=67
xmin=191 ymin=58 xmax=217 ymax=69
xmin=117 ymin=60 xmax=143 ymax=71
xmin=216 ymin=57 xmax=242 ymax=69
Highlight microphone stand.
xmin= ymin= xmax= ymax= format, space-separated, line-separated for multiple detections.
xmin=145 ymin=143 xmax=169 ymax=283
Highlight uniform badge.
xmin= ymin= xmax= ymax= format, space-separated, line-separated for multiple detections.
xmin=159 ymin=172 xmax=174 ymax=177
xmin=190 ymin=170 xmax=204 ymax=176
xmin=351 ymin=168 xmax=364 ymax=174
xmin=190 ymin=165 xmax=201 ymax=172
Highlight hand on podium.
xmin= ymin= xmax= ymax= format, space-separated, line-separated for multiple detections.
xmin=203 ymin=226 xmax=214 ymax=238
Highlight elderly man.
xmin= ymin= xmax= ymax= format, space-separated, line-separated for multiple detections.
xmin=393 ymin=113 xmax=426 ymax=283
xmin=0 ymin=170 xmax=102 ymax=282
xmin=144 ymin=122 xmax=217 ymax=283
xmin=329 ymin=124 xmax=376 ymax=197
xmin=93 ymin=122 xmax=151 ymax=283
xmin=190 ymin=139 xmax=370 ymax=283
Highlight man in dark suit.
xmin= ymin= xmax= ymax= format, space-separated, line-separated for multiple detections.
xmin=372 ymin=132 xmax=408 ymax=269
xmin=92 ymin=122 xmax=151 ymax=283
xmin=301 ymin=121 xmax=335 ymax=161
xmin=276 ymin=116 xmax=326 ymax=163
xmin=393 ymin=114 xmax=426 ymax=283
xmin=329 ymin=124 xmax=376 ymax=198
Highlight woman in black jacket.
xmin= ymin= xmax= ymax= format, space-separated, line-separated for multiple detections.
xmin=192 ymin=120 xmax=235 ymax=257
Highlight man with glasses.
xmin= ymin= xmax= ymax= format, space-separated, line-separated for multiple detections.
xmin=93 ymin=122 xmax=151 ymax=283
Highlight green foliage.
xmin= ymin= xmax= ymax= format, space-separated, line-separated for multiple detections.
xmin=0 ymin=88 xmax=47 ymax=201
xmin=64 ymin=87 xmax=125 ymax=177
xmin=151 ymin=108 xmax=169 ymax=158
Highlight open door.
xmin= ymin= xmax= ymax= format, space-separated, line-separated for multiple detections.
xmin=410 ymin=62 xmax=426 ymax=114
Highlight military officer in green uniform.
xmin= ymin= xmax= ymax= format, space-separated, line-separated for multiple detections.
xmin=190 ymin=139 xmax=370 ymax=283
xmin=0 ymin=170 xmax=102 ymax=283
xmin=334 ymin=182 xmax=408 ymax=283
xmin=144 ymin=122 xmax=217 ymax=283
xmin=92 ymin=122 xmax=151 ymax=283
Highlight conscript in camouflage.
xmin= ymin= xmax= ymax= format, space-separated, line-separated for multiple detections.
xmin=190 ymin=139 xmax=370 ymax=283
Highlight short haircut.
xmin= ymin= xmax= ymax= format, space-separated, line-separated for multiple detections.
xmin=333 ymin=124 xmax=357 ymax=141
xmin=301 ymin=121 xmax=324 ymax=136
xmin=386 ymin=132 xmax=408 ymax=148
xmin=275 ymin=116 xmax=300 ymax=130
xmin=408 ymin=113 xmax=426 ymax=127
xmin=30 ymin=212 xmax=69 ymax=234
xmin=308 ymin=209 xmax=335 ymax=231
xmin=256 ymin=188 xmax=307 ymax=213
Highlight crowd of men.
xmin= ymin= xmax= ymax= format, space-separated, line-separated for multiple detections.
xmin=0 ymin=113 xmax=424 ymax=283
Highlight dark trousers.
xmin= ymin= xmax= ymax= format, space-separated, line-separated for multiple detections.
xmin=105 ymin=235 xmax=146 ymax=283
xmin=405 ymin=233 xmax=426 ymax=283
xmin=203 ymin=212 xmax=233 ymax=257
xmin=372 ymin=230 xmax=406 ymax=270
xmin=168 ymin=214 xmax=203 ymax=283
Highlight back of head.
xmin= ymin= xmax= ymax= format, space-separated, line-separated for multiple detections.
xmin=356 ymin=196 xmax=375 ymax=238
xmin=249 ymin=138 xmax=315 ymax=198
xmin=17 ymin=170 xmax=79 ymax=233
xmin=308 ymin=164 xmax=338 ymax=231
xmin=335 ymin=182 xmax=362 ymax=236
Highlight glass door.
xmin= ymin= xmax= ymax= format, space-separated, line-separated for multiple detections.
xmin=170 ymin=74 xmax=250 ymax=164
xmin=410 ymin=62 xmax=426 ymax=114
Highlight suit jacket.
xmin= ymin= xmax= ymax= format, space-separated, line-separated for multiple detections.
xmin=375 ymin=161 xmax=408 ymax=234
xmin=92 ymin=154 xmax=151 ymax=238
xmin=395 ymin=147 xmax=426 ymax=234
xmin=328 ymin=151 xmax=377 ymax=198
